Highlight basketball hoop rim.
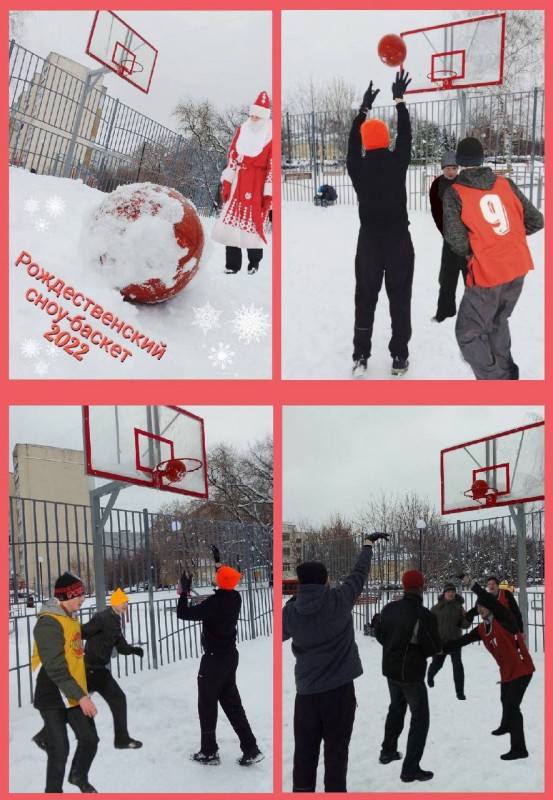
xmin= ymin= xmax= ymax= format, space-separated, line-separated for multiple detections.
xmin=427 ymin=68 xmax=459 ymax=89
xmin=117 ymin=57 xmax=144 ymax=76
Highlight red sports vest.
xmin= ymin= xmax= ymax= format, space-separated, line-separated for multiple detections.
xmin=452 ymin=177 xmax=534 ymax=288
xmin=478 ymin=617 xmax=535 ymax=682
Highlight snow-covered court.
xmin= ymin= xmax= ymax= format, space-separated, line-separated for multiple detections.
xmin=10 ymin=635 xmax=273 ymax=793
xmin=283 ymin=632 xmax=544 ymax=792
xmin=282 ymin=201 xmax=544 ymax=380
xmin=9 ymin=168 xmax=272 ymax=380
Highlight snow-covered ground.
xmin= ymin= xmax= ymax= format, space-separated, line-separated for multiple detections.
xmin=282 ymin=201 xmax=544 ymax=380
xmin=283 ymin=632 xmax=544 ymax=792
xmin=9 ymin=168 xmax=272 ymax=379
xmin=10 ymin=634 xmax=273 ymax=793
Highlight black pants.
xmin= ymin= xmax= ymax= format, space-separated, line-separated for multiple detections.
xmin=87 ymin=667 xmax=131 ymax=746
xmin=198 ymin=648 xmax=257 ymax=755
xmin=435 ymin=240 xmax=468 ymax=320
xmin=382 ymin=679 xmax=429 ymax=777
xmin=293 ymin=681 xmax=356 ymax=793
xmin=501 ymin=673 xmax=532 ymax=753
xmin=353 ymin=230 xmax=415 ymax=361
xmin=36 ymin=667 xmax=131 ymax=749
xmin=39 ymin=707 xmax=99 ymax=793
xmin=225 ymin=246 xmax=263 ymax=272
xmin=427 ymin=650 xmax=464 ymax=695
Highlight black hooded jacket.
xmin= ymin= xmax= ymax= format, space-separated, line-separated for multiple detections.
xmin=375 ymin=592 xmax=441 ymax=682
xmin=176 ymin=589 xmax=241 ymax=654
xmin=81 ymin=607 xmax=136 ymax=669
xmin=347 ymin=102 xmax=411 ymax=238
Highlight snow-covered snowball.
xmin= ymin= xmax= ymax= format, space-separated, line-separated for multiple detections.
xmin=82 ymin=182 xmax=205 ymax=304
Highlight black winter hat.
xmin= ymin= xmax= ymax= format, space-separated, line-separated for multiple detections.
xmin=456 ymin=137 xmax=484 ymax=166
xmin=443 ymin=582 xmax=456 ymax=593
xmin=54 ymin=571 xmax=85 ymax=601
xmin=296 ymin=561 xmax=328 ymax=585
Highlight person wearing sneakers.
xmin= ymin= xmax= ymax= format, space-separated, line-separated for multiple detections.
xmin=177 ymin=545 xmax=263 ymax=767
xmin=429 ymin=152 xmax=468 ymax=322
xmin=443 ymin=576 xmax=534 ymax=761
xmin=375 ymin=569 xmax=441 ymax=783
xmin=33 ymin=587 xmax=143 ymax=756
xmin=283 ymin=533 xmax=389 ymax=792
xmin=32 ymin=572 xmax=99 ymax=793
xmin=427 ymin=582 xmax=471 ymax=700
xmin=347 ymin=69 xmax=414 ymax=378
xmin=211 ymin=91 xmax=272 ymax=274
xmin=442 ymin=136 xmax=544 ymax=380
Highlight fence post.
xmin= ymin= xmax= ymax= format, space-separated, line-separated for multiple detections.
xmin=244 ymin=526 xmax=257 ymax=640
xmin=143 ymin=509 xmax=159 ymax=669
xmin=510 ymin=504 xmax=529 ymax=634
xmin=310 ymin=110 xmax=317 ymax=200
xmin=528 ymin=86 xmax=538 ymax=204
xmin=457 ymin=90 xmax=467 ymax=139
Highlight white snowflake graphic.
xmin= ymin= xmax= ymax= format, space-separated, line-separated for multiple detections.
xmin=34 ymin=361 xmax=50 ymax=377
xmin=44 ymin=343 xmax=61 ymax=359
xmin=20 ymin=338 xmax=42 ymax=359
xmin=208 ymin=342 xmax=236 ymax=370
xmin=231 ymin=304 xmax=270 ymax=344
xmin=24 ymin=196 xmax=40 ymax=215
xmin=192 ymin=301 xmax=222 ymax=335
xmin=45 ymin=195 xmax=66 ymax=217
xmin=34 ymin=217 xmax=50 ymax=233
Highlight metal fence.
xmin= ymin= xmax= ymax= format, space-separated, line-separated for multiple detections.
xmin=300 ymin=509 xmax=545 ymax=651
xmin=9 ymin=496 xmax=273 ymax=706
xmin=9 ymin=40 xmax=224 ymax=214
xmin=282 ymin=88 xmax=545 ymax=210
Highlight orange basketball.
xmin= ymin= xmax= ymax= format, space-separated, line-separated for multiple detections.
xmin=378 ymin=34 xmax=407 ymax=68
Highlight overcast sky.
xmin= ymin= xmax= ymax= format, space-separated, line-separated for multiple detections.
xmin=282 ymin=10 xmax=541 ymax=105
xmin=283 ymin=406 xmax=544 ymax=526
xmin=16 ymin=11 xmax=271 ymax=129
xmin=9 ymin=405 xmax=272 ymax=512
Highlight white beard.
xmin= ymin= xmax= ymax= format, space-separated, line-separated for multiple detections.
xmin=235 ymin=118 xmax=272 ymax=159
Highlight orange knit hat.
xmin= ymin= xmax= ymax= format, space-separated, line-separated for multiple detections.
xmin=216 ymin=566 xmax=242 ymax=590
xmin=360 ymin=119 xmax=390 ymax=151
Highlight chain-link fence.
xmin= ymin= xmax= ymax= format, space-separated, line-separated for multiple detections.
xmin=9 ymin=496 xmax=273 ymax=706
xmin=282 ymin=88 xmax=544 ymax=211
xmin=9 ymin=40 xmax=224 ymax=214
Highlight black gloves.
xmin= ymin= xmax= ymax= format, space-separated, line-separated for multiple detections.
xmin=392 ymin=69 xmax=412 ymax=100
xmin=179 ymin=571 xmax=192 ymax=593
xmin=132 ymin=646 xmax=144 ymax=658
xmin=209 ymin=544 xmax=221 ymax=563
xmin=365 ymin=532 xmax=390 ymax=543
xmin=361 ymin=81 xmax=380 ymax=111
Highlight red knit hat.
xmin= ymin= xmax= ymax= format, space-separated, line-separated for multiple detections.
xmin=249 ymin=91 xmax=271 ymax=120
xmin=360 ymin=119 xmax=390 ymax=151
xmin=216 ymin=566 xmax=242 ymax=590
xmin=402 ymin=569 xmax=425 ymax=591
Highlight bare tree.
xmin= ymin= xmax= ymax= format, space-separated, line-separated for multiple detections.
xmin=9 ymin=11 xmax=29 ymax=43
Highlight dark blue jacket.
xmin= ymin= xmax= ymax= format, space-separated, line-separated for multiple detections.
xmin=283 ymin=547 xmax=372 ymax=694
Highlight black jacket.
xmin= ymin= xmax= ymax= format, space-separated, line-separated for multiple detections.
xmin=429 ymin=174 xmax=458 ymax=234
xmin=81 ymin=608 xmax=136 ymax=668
xmin=176 ymin=589 xmax=241 ymax=654
xmin=347 ymin=103 xmax=411 ymax=238
xmin=444 ymin=582 xmax=519 ymax=651
xmin=375 ymin=592 xmax=441 ymax=682
xmin=282 ymin=547 xmax=372 ymax=694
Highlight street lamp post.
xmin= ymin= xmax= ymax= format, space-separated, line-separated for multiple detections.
xmin=416 ymin=519 xmax=427 ymax=572
xmin=38 ymin=557 xmax=43 ymax=601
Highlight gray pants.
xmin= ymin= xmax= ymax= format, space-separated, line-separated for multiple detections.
xmin=455 ymin=277 xmax=524 ymax=380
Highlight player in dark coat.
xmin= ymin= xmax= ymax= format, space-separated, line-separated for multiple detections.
xmin=33 ymin=587 xmax=144 ymax=756
xmin=347 ymin=69 xmax=414 ymax=378
xmin=283 ymin=533 xmax=388 ymax=792
xmin=176 ymin=546 xmax=263 ymax=767
xmin=427 ymin=582 xmax=471 ymax=699
xmin=375 ymin=569 xmax=441 ymax=783
xmin=429 ymin=153 xmax=468 ymax=321
xmin=444 ymin=577 xmax=535 ymax=760
xmin=485 ymin=576 xmax=524 ymax=634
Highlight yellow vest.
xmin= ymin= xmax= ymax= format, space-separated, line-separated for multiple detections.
xmin=32 ymin=612 xmax=87 ymax=707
